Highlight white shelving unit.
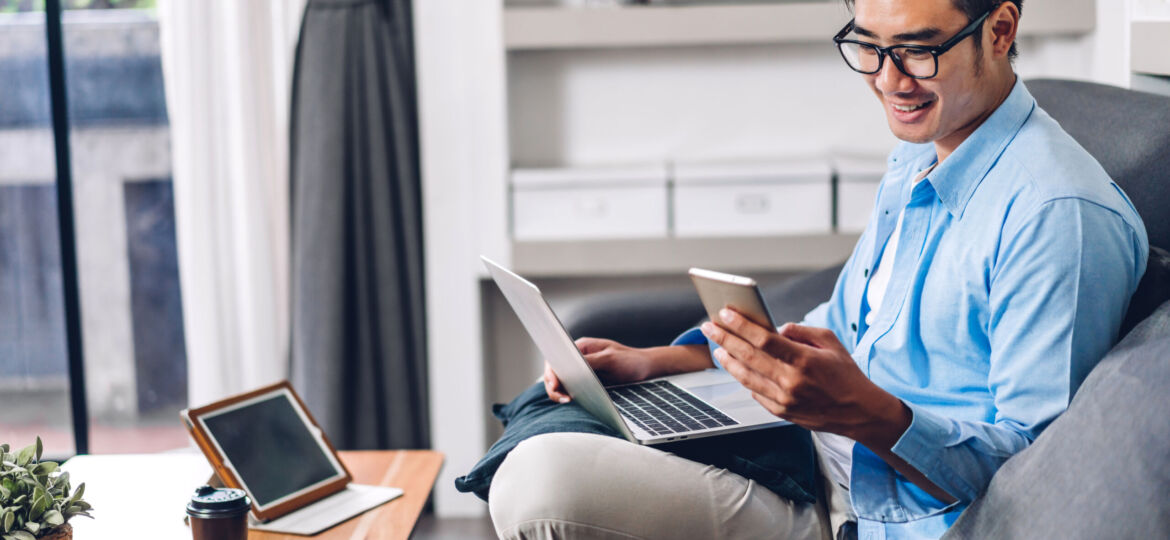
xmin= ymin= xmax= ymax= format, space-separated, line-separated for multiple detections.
xmin=1130 ymin=21 xmax=1170 ymax=77
xmin=505 ymin=0 xmax=1095 ymax=50
xmin=514 ymin=234 xmax=861 ymax=276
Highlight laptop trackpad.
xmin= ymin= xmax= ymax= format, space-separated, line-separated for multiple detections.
xmin=686 ymin=381 xmax=759 ymax=409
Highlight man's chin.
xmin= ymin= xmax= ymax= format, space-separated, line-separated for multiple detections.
xmin=888 ymin=122 xmax=934 ymax=144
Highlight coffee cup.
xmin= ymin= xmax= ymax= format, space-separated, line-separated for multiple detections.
xmin=187 ymin=485 xmax=250 ymax=540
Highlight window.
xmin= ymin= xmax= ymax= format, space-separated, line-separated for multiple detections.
xmin=0 ymin=2 xmax=75 ymax=457
xmin=0 ymin=0 xmax=188 ymax=457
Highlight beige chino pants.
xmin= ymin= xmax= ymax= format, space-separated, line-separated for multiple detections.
xmin=489 ymin=432 xmax=854 ymax=540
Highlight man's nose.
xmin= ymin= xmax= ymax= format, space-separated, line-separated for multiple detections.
xmin=874 ymin=56 xmax=916 ymax=95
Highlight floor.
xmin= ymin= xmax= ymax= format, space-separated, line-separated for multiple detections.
xmin=412 ymin=513 xmax=498 ymax=539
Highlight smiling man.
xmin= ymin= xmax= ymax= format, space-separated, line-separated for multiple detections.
xmin=488 ymin=1 xmax=1148 ymax=539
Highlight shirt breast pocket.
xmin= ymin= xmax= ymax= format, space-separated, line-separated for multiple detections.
xmin=920 ymin=243 xmax=992 ymax=368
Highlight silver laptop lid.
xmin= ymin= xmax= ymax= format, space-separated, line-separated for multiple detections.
xmin=481 ymin=256 xmax=636 ymax=442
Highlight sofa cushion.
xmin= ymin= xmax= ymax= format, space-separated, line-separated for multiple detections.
xmin=943 ymin=300 xmax=1170 ymax=539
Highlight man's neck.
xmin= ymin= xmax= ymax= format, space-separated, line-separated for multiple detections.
xmin=934 ymin=71 xmax=1017 ymax=164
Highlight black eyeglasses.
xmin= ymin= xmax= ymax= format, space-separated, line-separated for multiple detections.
xmin=833 ymin=10 xmax=992 ymax=79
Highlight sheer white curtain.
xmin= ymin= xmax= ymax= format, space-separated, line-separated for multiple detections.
xmin=158 ymin=0 xmax=306 ymax=406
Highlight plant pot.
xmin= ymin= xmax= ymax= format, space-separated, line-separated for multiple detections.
xmin=40 ymin=523 xmax=72 ymax=540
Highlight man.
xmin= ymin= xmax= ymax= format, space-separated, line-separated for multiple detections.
xmin=489 ymin=0 xmax=1149 ymax=538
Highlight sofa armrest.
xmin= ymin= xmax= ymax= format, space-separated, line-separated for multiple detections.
xmin=761 ymin=263 xmax=844 ymax=325
xmin=560 ymin=284 xmax=706 ymax=349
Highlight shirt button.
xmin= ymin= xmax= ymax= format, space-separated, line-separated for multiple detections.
xmin=885 ymin=210 xmax=890 ymax=215
xmin=864 ymin=268 xmax=869 ymax=277
xmin=851 ymin=323 xmax=858 ymax=331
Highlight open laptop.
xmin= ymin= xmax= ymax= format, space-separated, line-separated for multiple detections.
xmin=483 ymin=256 xmax=788 ymax=445
xmin=181 ymin=382 xmax=403 ymax=535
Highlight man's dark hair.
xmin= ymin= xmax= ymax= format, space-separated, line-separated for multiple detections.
xmin=844 ymin=0 xmax=1023 ymax=60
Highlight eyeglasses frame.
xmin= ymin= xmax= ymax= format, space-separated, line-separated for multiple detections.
xmin=832 ymin=9 xmax=993 ymax=80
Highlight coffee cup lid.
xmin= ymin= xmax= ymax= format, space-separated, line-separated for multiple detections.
xmin=186 ymin=485 xmax=250 ymax=518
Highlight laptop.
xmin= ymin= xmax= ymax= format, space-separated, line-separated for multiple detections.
xmin=483 ymin=256 xmax=788 ymax=445
xmin=181 ymin=381 xmax=403 ymax=535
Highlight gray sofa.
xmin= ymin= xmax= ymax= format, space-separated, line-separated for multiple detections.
xmin=562 ymin=79 xmax=1170 ymax=538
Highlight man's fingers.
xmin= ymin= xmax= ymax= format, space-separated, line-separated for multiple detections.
xmin=712 ymin=311 xmax=812 ymax=365
xmin=574 ymin=336 xmax=606 ymax=355
xmin=718 ymin=350 xmax=788 ymax=404
xmin=750 ymin=390 xmax=789 ymax=418
xmin=704 ymin=321 xmax=794 ymax=379
xmin=715 ymin=308 xmax=773 ymax=351
xmin=543 ymin=364 xmax=571 ymax=403
xmin=778 ymin=323 xmax=845 ymax=352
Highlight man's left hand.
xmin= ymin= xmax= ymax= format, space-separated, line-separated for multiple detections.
xmin=700 ymin=308 xmax=909 ymax=448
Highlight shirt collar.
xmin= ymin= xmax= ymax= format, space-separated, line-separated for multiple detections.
xmin=890 ymin=76 xmax=1036 ymax=218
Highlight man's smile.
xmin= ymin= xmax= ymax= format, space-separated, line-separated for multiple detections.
xmin=888 ymin=97 xmax=937 ymax=122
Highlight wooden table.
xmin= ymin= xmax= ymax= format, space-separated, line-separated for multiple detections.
xmin=62 ymin=450 xmax=444 ymax=540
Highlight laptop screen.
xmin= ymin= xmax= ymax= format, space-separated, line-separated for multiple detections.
xmin=199 ymin=389 xmax=345 ymax=508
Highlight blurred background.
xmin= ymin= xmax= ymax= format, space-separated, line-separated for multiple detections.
xmin=1 ymin=0 xmax=1168 ymax=529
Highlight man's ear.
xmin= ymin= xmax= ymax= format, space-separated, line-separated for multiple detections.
xmin=987 ymin=2 xmax=1020 ymax=58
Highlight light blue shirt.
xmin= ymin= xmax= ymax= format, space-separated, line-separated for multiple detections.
xmin=676 ymin=78 xmax=1148 ymax=539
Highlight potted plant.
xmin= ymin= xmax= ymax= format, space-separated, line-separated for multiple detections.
xmin=0 ymin=438 xmax=92 ymax=540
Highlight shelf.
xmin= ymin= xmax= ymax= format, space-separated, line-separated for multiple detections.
xmin=512 ymin=233 xmax=860 ymax=277
xmin=504 ymin=0 xmax=1095 ymax=51
xmin=1131 ymin=21 xmax=1170 ymax=77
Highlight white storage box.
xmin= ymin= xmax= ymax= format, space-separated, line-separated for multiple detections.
xmin=512 ymin=165 xmax=669 ymax=241
xmin=834 ymin=156 xmax=888 ymax=233
xmin=672 ymin=159 xmax=832 ymax=237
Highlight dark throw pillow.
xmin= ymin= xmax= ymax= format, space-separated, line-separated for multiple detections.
xmin=1120 ymin=245 xmax=1170 ymax=338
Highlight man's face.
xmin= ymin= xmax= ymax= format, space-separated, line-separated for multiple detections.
xmin=852 ymin=0 xmax=994 ymax=147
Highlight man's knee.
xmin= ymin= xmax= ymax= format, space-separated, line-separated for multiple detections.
xmin=487 ymin=432 xmax=826 ymax=540
xmin=489 ymin=433 xmax=617 ymax=529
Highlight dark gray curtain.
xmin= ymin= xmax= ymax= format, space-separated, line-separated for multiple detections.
xmin=289 ymin=0 xmax=428 ymax=450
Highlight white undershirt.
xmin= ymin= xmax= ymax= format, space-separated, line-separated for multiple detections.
xmin=814 ymin=164 xmax=935 ymax=489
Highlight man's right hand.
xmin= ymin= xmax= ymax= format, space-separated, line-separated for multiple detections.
xmin=543 ymin=339 xmax=715 ymax=403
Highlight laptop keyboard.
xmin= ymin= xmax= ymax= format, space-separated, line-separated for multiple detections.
xmin=608 ymin=380 xmax=739 ymax=436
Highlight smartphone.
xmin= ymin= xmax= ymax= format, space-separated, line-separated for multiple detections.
xmin=688 ymin=267 xmax=777 ymax=329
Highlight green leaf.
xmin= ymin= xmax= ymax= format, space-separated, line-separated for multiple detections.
xmin=1 ymin=444 xmax=10 ymax=454
xmin=2 ymin=510 xmax=12 ymax=533
xmin=41 ymin=510 xmax=62 ymax=527
xmin=69 ymin=483 xmax=84 ymax=504
xmin=53 ymin=471 xmax=70 ymax=493
xmin=9 ymin=531 xmax=34 ymax=540
xmin=13 ymin=447 xmax=32 ymax=469
xmin=32 ymin=440 xmax=40 ymax=464
xmin=19 ymin=522 xmax=35 ymax=535
xmin=29 ymin=493 xmax=46 ymax=521
xmin=0 ymin=484 xmax=8 ymax=500
xmin=29 ymin=463 xmax=56 ymax=477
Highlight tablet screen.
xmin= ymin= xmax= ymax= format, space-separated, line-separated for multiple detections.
xmin=200 ymin=390 xmax=344 ymax=508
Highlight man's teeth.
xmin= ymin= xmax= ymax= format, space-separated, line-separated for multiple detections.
xmin=893 ymin=101 xmax=933 ymax=112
